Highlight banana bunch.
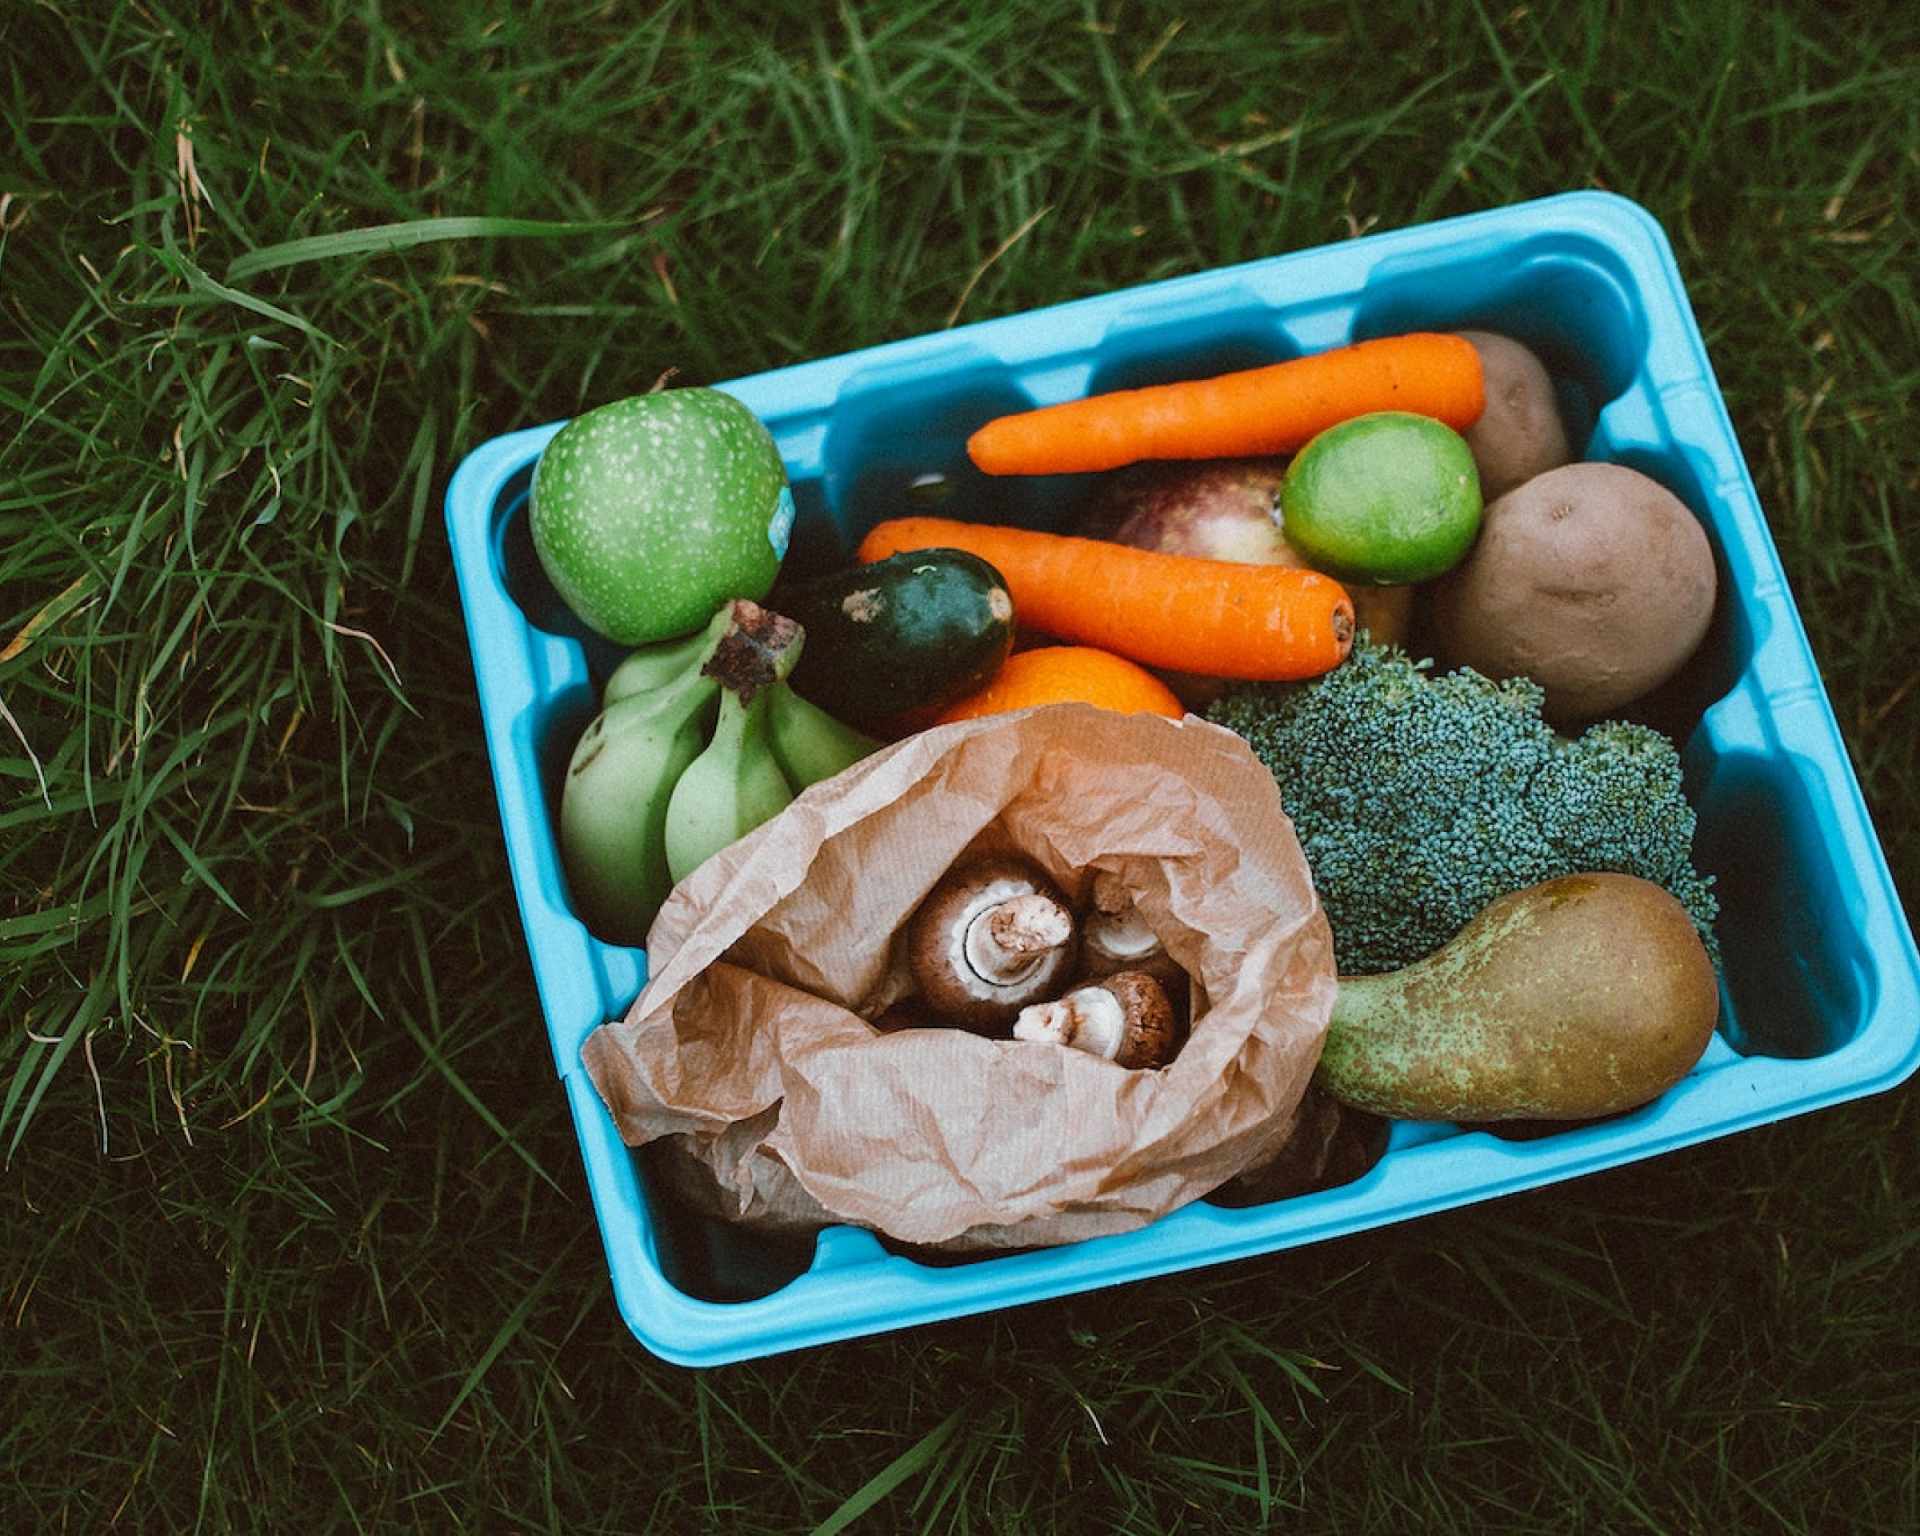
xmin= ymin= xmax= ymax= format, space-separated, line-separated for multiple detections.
xmin=559 ymin=600 xmax=880 ymax=946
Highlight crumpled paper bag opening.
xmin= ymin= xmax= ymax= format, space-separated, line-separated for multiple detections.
xmin=581 ymin=703 xmax=1338 ymax=1252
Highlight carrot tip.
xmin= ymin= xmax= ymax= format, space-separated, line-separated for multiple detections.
xmin=965 ymin=428 xmax=1013 ymax=476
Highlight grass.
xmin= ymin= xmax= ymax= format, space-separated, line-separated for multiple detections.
xmin=3 ymin=0 xmax=1917 ymax=1529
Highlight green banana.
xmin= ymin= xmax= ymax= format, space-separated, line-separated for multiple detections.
xmin=558 ymin=607 xmax=733 ymax=945
xmin=767 ymin=682 xmax=881 ymax=790
xmin=567 ymin=599 xmax=884 ymax=925
xmin=602 ymin=623 xmax=719 ymax=708
xmin=662 ymin=605 xmax=806 ymax=885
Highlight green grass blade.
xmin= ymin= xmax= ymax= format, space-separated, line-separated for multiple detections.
xmin=3 ymin=968 xmax=111 ymax=1163
xmin=225 ymin=217 xmax=634 ymax=282
xmin=152 ymin=815 xmax=248 ymax=918
xmin=807 ymin=1407 xmax=966 ymax=1536
xmin=148 ymin=245 xmax=337 ymax=345
xmin=392 ymin=1003 xmax=564 ymax=1198
xmin=430 ymin=1255 xmax=565 ymax=1442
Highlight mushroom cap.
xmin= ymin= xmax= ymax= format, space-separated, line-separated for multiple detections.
xmin=905 ymin=856 xmax=1079 ymax=1031
xmin=1100 ymin=969 xmax=1182 ymax=1069
xmin=1079 ymin=900 xmax=1188 ymax=993
xmin=1082 ymin=900 xmax=1161 ymax=965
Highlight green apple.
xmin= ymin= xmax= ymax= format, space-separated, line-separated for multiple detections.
xmin=529 ymin=389 xmax=793 ymax=645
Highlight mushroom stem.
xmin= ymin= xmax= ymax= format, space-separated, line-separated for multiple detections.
xmin=1015 ymin=985 xmax=1130 ymax=1060
xmin=969 ymin=893 xmax=1075 ymax=981
xmin=1013 ymin=970 xmax=1182 ymax=1070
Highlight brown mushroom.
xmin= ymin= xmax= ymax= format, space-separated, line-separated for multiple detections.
xmin=905 ymin=856 xmax=1080 ymax=1031
xmin=1012 ymin=969 xmax=1182 ymax=1070
xmin=1077 ymin=871 xmax=1190 ymax=1002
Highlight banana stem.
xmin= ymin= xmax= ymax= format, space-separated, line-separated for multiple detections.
xmin=704 ymin=600 xmax=804 ymax=702
xmin=699 ymin=599 xmax=806 ymax=784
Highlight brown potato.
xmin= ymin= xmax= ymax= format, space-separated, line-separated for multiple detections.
xmin=1426 ymin=461 xmax=1716 ymax=723
xmin=1458 ymin=330 xmax=1574 ymax=501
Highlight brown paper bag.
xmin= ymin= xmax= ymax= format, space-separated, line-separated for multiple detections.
xmin=580 ymin=704 xmax=1337 ymax=1251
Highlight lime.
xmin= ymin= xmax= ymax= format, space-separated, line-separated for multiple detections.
xmin=1279 ymin=411 xmax=1482 ymax=584
xmin=529 ymin=389 xmax=792 ymax=645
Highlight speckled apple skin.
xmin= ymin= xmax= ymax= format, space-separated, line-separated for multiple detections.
xmin=530 ymin=389 xmax=791 ymax=645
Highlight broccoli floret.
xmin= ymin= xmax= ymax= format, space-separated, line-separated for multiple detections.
xmin=1207 ymin=637 xmax=1719 ymax=975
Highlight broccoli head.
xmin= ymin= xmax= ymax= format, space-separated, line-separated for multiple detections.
xmin=1206 ymin=637 xmax=1719 ymax=975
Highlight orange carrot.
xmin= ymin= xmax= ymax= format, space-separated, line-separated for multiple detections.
xmin=966 ymin=332 xmax=1484 ymax=476
xmin=857 ymin=518 xmax=1354 ymax=682
xmin=934 ymin=647 xmax=1186 ymax=723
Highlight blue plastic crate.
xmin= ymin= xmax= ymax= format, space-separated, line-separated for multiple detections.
xmin=444 ymin=190 xmax=1920 ymax=1367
